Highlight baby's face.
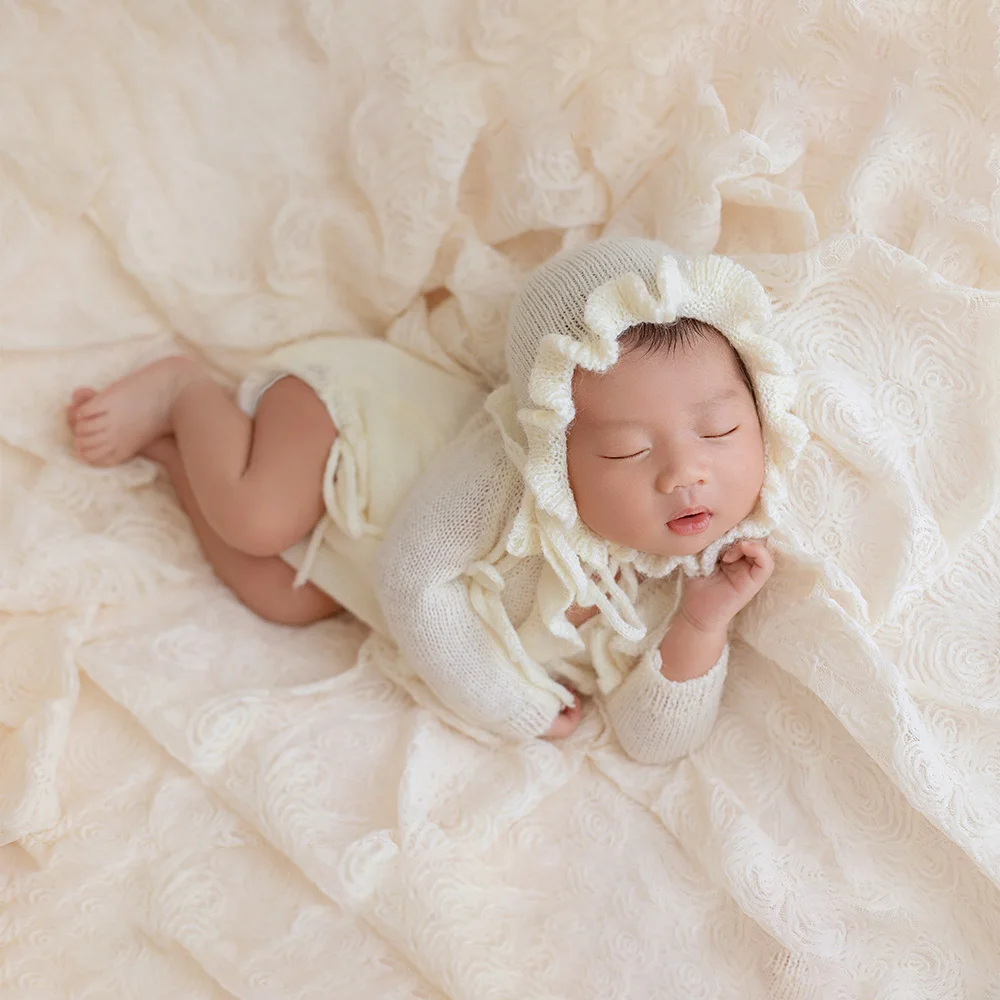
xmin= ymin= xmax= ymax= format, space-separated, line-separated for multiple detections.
xmin=566 ymin=332 xmax=765 ymax=558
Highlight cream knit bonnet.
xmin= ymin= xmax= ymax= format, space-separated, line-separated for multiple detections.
xmin=482 ymin=237 xmax=810 ymax=648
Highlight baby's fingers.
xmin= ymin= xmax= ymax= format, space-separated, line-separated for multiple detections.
xmin=745 ymin=543 xmax=774 ymax=582
xmin=720 ymin=539 xmax=773 ymax=586
xmin=724 ymin=538 xmax=768 ymax=559
xmin=544 ymin=693 xmax=583 ymax=740
xmin=722 ymin=539 xmax=756 ymax=563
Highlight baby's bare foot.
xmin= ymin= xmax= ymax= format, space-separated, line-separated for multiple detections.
xmin=71 ymin=356 xmax=205 ymax=467
xmin=65 ymin=388 xmax=97 ymax=431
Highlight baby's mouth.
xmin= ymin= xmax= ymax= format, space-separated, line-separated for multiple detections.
xmin=666 ymin=509 xmax=713 ymax=536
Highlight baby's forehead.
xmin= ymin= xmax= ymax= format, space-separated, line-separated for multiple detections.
xmin=573 ymin=341 xmax=746 ymax=390
xmin=578 ymin=385 xmax=744 ymax=419
xmin=570 ymin=345 xmax=753 ymax=420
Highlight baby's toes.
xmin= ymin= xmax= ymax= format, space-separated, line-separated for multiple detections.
xmin=75 ymin=431 xmax=114 ymax=466
xmin=74 ymin=399 xmax=109 ymax=427
xmin=65 ymin=389 xmax=97 ymax=428
xmin=74 ymin=432 xmax=96 ymax=457
xmin=73 ymin=415 xmax=107 ymax=441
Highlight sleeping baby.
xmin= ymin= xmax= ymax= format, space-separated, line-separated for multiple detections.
xmin=65 ymin=237 xmax=806 ymax=763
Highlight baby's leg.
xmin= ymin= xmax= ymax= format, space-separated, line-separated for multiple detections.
xmin=142 ymin=436 xmax=340 ymax=625
xmin=69 ymin=356 xmax=336 ymax=558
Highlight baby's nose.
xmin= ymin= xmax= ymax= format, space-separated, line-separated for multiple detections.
xmin=655 ymin=469 xmax=708 ymax=494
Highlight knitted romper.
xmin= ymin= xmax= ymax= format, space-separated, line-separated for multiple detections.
xmin=238 ymin=237 xmax=808 ymax=763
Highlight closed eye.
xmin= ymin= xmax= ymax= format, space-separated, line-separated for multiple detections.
xmin=705 ymin=426 xmax=739 ymax=439
xmin=600 ymin=448 xmax=650 ymax=460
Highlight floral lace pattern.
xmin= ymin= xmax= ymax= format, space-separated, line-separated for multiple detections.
xmin=3 ymin=0 xmax=1000 ymax=996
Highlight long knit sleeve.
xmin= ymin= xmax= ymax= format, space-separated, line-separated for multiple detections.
xmin=588 ymin=575 xmax=729 ymax=764
xmin=602 ymin=644 xmax=729 ymax=764
xmin=377 ymin=414 xmax=565 ymax=742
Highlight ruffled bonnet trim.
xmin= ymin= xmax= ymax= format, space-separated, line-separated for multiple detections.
xmin=484 ymin=251 xmax=810 ymax=654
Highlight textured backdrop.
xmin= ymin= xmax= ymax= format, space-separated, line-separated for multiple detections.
xmin=2 ymin=2 xmax=1000 ymax=997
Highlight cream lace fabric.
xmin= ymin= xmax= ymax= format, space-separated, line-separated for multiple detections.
xmin=3 ymin=1 xmax=1000 ymax=997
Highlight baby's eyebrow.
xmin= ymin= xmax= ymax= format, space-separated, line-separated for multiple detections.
xmin=689 ymin=387 xmax=745 ymax=412
xmin=581 ymin=387 xmax=746 ymax=428
xmin=584 ymin=417 xmax=648 ymax=429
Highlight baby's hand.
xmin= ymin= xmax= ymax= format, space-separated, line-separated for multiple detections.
xmin=542 ymin=692 xmax=582 ymax=740
xmin=679 ymin=539 xmax=774 ymax=634
xmin=564 ymin=570 xmax=624 ymax=627
xmin=565 ymin=602 xmax=600 ymax=627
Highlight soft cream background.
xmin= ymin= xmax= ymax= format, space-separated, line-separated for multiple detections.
xmin=2 ymin=2 xmax=1000 ymax=997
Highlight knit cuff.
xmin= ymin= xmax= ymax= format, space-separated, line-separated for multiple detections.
xmin=503 ymin=690 xmax=565 ymax=741
xmin=602 ymin=644 xmax=729 ymax=764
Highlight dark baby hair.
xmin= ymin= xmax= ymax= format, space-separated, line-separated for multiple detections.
xmin=618 ymin=318 xmax=758 ymax=412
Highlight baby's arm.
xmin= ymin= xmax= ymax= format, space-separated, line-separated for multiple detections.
xmin=377 ymin=415 xmax=566 ymax=741
xmin=603 ymin=540 xmax=773 ymax=764
xmin=602 ymin=630 xmax=730 ymax=765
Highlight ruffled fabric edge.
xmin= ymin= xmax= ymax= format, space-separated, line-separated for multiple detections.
xmin=486 ymin=252 xmax=810 ymax=660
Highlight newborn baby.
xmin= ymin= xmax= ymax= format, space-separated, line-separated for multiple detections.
xmin=557 ymin=316 xmax=772 ymax=732
xmin=66 ymin=238 xmax=805 ymax=762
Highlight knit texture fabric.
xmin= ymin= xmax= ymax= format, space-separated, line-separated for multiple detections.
xmin=7 ymin=3 xmax=1000 ymax=992
xmin=238 ymin=336 xmax=485 ymax=633
xmin=378 ymin=238 xmax=808 ymax=761
xmin=498 ymin=236 xmax=808 ymax=607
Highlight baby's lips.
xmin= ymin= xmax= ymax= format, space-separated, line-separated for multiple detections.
xmin=667 ymin=504 xmax=711 ymax=522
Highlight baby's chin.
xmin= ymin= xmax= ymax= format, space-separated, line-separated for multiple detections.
xmin=623 ymin=518 xmax=739 ymax=559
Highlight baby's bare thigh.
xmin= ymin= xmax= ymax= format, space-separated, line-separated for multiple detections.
xmin=245 ymin=375 xmax=338 ymax=544
xmin=222 ymin=552 xmax=342 ymax=626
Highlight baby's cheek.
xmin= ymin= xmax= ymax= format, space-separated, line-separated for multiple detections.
xmin=749 ymin=437 xmax=767 ymax=494
xmin=609 ymin=486 xmax=653 ymax=533
xmin=726 ymin=445 xmax=766 ymax=511
xmin=580 ymin=477 xmax=639 ymax=541
xmin=594 ymin=480 xmax=631 ymax=520
xmin=571 ymin=469 xmax=610 ymax=524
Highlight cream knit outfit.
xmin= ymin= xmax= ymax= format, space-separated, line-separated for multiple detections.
xmin=238 ymin=336 xmax=485 ymax=634
xmin=242 ymin=238 xmax=808 ymax=763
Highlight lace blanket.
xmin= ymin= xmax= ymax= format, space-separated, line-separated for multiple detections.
xmin=3 ymin=2 xmax=1000 ymax=996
